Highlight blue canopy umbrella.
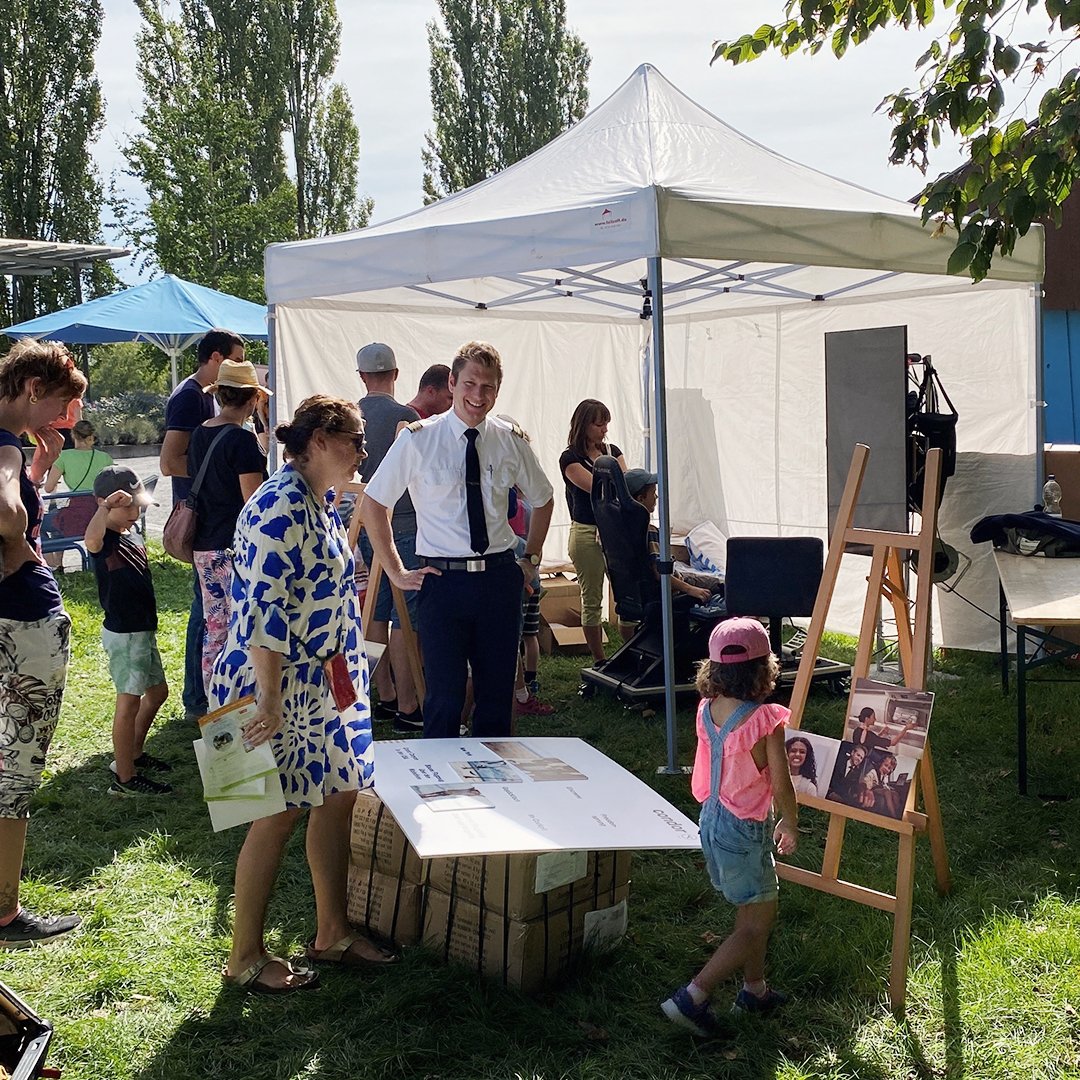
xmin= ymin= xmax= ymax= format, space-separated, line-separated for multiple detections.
xmin=0 ymin=274 xmax=268 ymax=387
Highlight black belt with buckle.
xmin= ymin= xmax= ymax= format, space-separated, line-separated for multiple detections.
xmin=419 ymin=550 xmax=516 ymax=573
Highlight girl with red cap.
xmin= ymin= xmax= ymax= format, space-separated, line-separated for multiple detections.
xmin=661 ymin=617 xmax=798 ymax=1036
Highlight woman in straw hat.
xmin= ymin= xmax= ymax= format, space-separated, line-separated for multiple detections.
xmin=187 ymin=358 xmax=269 ymax=694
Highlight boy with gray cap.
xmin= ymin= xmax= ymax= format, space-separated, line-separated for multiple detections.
xmin=86 ymin=466 xmax=172 ymax=796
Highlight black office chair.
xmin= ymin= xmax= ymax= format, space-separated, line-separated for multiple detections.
xmin=724 ymin=536 xmax=851 ymax=692
xmin=579 ymin=456 xmax=723 ymax=702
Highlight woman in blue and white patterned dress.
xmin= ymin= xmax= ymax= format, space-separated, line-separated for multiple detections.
xmin=212 ymin=395 xmax=397 ymax=995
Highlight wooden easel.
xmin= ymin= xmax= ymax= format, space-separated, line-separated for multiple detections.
xmin=340 ymin=482 xmax=426 ymax=702
xmin=778 ymin=444 xmax=951 ymax=1013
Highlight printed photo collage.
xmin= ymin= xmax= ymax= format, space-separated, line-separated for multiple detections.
xmin=785 ymin=678 xmax=934 ymax=821
xmin=412 ymin=741 xmax=589 ymax=811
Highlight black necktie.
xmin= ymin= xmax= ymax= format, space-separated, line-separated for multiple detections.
xmin=464 ymin=428 xmax=488 ymax=554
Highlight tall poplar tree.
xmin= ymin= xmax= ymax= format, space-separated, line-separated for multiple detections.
xmin=269 ymin=0 xmax=371 ymax=237
xmin=118 ymin=0 xmax=367 ymax=299
xmin=422 ymin=0 xmax=590 ymax=203
xmin=117 ymin=0 xmax=295 ymax=301
xmin=0 ymin=0 xmax=112 ymax=324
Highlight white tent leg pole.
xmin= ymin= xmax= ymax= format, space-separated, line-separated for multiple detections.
xmin=648 ymin=257 xmax=680 ymax=776
xmin=267 ymin=304 xmax=278 ymax=472
xmin=1034 ymin=285 xmax=1045 ymax=502
xmin=169 ymin=348 xmax=179 ymax=391
xmin=640 ymin=327 xmax=653 ymax=471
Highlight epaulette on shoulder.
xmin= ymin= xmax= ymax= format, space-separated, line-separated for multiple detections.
xmin=404 ymin=420 xmax=424 ymax=433
xmin=505 ymin=418 xmax=528 ymax=441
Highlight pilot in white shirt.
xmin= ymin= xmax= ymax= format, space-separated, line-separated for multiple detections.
xmin=363 ymin=341 xmax=554 ymax=738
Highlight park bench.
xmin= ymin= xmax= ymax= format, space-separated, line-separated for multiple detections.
xmin=40 ymin=474 xmax=158 ymax=571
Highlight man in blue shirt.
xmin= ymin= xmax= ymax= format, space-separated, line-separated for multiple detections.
xmin=159 ymin=329 xmax=243 ymax=720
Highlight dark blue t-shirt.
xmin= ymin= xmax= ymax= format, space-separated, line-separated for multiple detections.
xmin=0 ymin=430 xmax=63 ymax=621
xmin=90 ymin=527 xmax=157 ymax=633
xmin=165 ymin=374 xmax=215 ymax=504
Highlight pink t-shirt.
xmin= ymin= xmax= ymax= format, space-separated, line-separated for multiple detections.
xmin=690 ymin=698 xmax=790 ymax=821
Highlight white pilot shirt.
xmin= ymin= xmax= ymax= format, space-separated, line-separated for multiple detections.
xmin=364 ymin=409 xmax=554 ymax=558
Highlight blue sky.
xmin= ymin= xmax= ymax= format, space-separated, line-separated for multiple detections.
xmin=95 ymin=0 xmax=1065 ymax=277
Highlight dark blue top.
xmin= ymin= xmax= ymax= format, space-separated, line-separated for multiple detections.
xmin=90 ymin=527 xmax=157 ymax=633
xmin=165 ymin=374 xmax=215 ymax=504
xmin=559 ymin=443 xmax=622 ymax=526
xmin=0 ymin=430 xmax=63 ymax=621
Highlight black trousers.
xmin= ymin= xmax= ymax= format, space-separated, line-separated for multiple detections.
xmin=417 ymin=560 xmax=524 ymax=738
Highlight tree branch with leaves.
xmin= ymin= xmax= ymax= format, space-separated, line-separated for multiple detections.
xmin=713 ymin=1 xmax=1080 ymax=280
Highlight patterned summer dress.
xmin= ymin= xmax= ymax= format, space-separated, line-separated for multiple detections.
xmin=208 ymin=463 xmax=373 ymax=808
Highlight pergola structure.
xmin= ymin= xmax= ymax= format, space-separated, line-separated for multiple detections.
xmin=1 ymin=238 xmax=131 ymax=376
xmin=1 ymin=238 xmax=130 ymax=332
xmin=0 ymin=238 xmax=130 ymax=279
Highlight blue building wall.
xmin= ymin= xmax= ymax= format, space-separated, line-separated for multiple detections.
xmin=1043 ymin=310 xmax=1080 ymax=443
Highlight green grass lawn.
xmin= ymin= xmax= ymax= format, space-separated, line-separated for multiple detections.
xmin=4 ymin=545 xmax=1080 ymax=1080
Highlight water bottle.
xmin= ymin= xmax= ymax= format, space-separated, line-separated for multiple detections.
xmin=1043 ymin=473 xmax=1063 ymax=517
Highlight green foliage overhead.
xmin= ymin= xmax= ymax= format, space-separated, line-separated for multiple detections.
xmin=0 ymin=0 xmax=116 ymax=324
xmin=422 ymin=0 xmax=591 ymax=203
xmin=712 ymin=1 xmax=1080 ymax=281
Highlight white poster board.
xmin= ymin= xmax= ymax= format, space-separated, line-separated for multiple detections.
xmin=373 ymin=737 xmax=700 ymax=858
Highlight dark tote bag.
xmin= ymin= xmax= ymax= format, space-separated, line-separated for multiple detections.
xmin=162 ymin=427 xmax=231 ymax=563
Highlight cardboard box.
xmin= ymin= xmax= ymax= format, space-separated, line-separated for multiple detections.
xmin=539 ymin=575 xmax=582 ymax=623
xmin=422 ymin=883 xmax=630 ymax=993
xmin=349 ymin=791 xmax=423 ymax=883
xmin=346 ymin=866 xmax=424 ymax=946
xmin=1044 ymin=445 xmax=1080 ymax=520
xmin=421 ymin=849 xmax=632 ymax=921
xmin=537 ymin=574 xmax=607 ymax=655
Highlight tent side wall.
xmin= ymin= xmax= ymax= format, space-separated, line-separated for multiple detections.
xmin=659 ymin=281 xmax=1037 ymax=651
xmin=273 ymin=280 xmax=1036 ymax=651
xmin=273 ymin=301 xmax=648 ymax=563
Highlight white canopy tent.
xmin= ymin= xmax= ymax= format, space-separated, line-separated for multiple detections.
xmin=265 ymin=64 xmax=1043 ymax=762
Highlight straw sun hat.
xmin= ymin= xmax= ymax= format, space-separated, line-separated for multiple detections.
xmin=204 ymin=358 xmax=273 ymax=395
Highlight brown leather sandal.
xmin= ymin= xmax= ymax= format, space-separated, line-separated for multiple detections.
xmin=223 ymin=952 xmax=320 ymax=995
xmin=304 ymin=931 xmax=401 ymax=969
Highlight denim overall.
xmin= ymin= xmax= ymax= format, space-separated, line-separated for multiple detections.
xmin=698 ymin=699 xmax=778 ymax=906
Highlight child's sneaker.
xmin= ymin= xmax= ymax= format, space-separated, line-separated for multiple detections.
xmin=660 ymin=986 xmax=725 ymax=1037
xmin=514 ymin=694 xmax=555 ymax=716
xmin=108 ymin=773 xmax=173 ymax=797
xmin=731 ymin=986 xmax=788 ymax=1015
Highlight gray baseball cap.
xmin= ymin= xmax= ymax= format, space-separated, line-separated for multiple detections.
xmin=624 ymin=468 xmax=658 ymax=496
xmin=93 ymin=465 xmax=158 ymax=507
xmin=356 ymin=342 xmax=397 ymax=373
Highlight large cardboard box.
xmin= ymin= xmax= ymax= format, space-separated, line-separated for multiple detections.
xmin=1044 ymin=445 xmax=1080 ymax=520
xmin=421 ymin=849 xmax=632 ymax=921
xmin=1042 ymin=446 xmax=1080 ymax=655
xmin=538 ymin=574 xmax=607 ymax=655
xmin=349 ymin=790 xmax=423 ymax=883
xmin=346 ymin=866 xmax=424 ymax=946
xmin=422 ymin=883 xmax=630 ymax=993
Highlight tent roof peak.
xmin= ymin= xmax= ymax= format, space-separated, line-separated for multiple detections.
xmin=264 ymin=65 xmax=1042 ymax=302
